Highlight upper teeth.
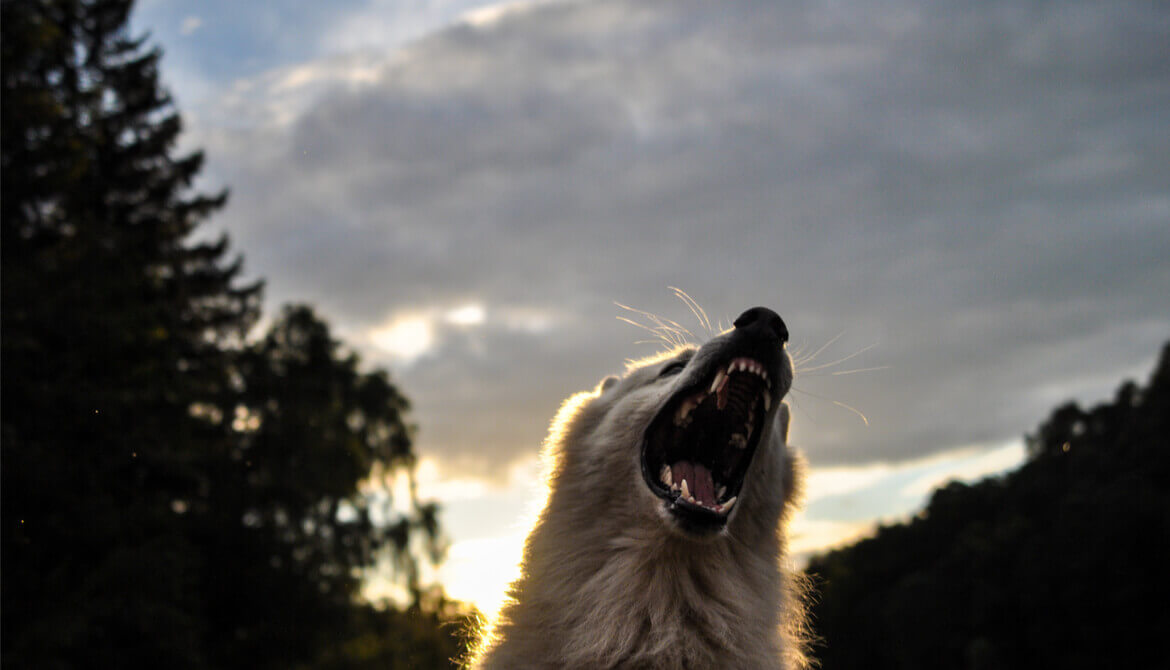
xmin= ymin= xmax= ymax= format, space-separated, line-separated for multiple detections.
xmin=673 ymin=392 xmax=704 ymax=426
xmin=709 ymin=368 xmax=728 ymax=394
xmin=727 ymin=357 xmax=771 ymax=387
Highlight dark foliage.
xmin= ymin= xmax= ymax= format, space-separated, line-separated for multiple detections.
xmin=2 ymin=1 xmax=470 ymax=667
xmin=807 ymin=343 xmax=1170 ymax=669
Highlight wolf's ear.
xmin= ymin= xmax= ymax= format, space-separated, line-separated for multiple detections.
xmin=777 ymin=403 xmax=791 ymax=445
xmin=599 ymin=376 xmax=620 ymax=392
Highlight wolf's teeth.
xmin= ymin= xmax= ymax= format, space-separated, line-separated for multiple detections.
xmin=730 ymin=433 xmax=747 ymax=449
xmin=709 ymin=368 xmax=727 ymax=394
xmin=660 ymin=465 xmax=672 ymax=487
xmin=674 ymin=395 xmax=701 ymax=426
xmin=721 ymin=496 xmax=737 ymax=513
xmin=717 ymin=485 xmax=726 ymax=499
xmin=763 ymin=393 xmax=771 ymax=411
xmin=680 ymin=479 xmax=690 ymax=500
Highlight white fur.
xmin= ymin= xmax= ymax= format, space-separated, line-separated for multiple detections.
xmin=470 ymin=346 xmax=809 ymax=669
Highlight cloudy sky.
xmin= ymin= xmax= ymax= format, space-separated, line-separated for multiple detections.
xmin=132 ymin=0 xmax=1169 ymax=613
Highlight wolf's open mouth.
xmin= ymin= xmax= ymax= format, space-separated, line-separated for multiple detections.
xmin=642 ymin=356 xmax=773 ymax=525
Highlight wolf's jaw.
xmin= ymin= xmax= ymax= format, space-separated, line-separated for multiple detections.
xmin=642 ymin=355 xmax=776 ymax=527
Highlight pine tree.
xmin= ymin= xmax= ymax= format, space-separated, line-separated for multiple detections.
xmin=3 ymin=3 xmax=466 ymax=667
xmin=3 ymin=1 xmax=257 ymax=666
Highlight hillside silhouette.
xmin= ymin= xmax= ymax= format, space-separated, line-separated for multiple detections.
xmin=807 ymin=343 xmax=1170 ymax=669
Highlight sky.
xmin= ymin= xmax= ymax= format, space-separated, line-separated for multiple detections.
xmin=131 ymin=0 xmax=1170 ymax=615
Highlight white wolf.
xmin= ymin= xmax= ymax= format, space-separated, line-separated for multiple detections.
xmin=470 ymin=307 xmax=809 ymax=669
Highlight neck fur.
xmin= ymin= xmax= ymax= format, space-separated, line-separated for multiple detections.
xmin=479 ymin=481 xmax=801 ymax=670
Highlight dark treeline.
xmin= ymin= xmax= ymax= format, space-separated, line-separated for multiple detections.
xmin=2 ymin=1 xmax=471 ymax=668
xmin=807 ymin=342 xmax=1170 ymax=669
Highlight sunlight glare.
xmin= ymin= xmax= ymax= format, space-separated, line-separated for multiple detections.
xmin=446 ymin=303 xmax=487 ymax=326
xmin=439 ymin=534 xmax=527 ymax=619
xmin=369 ymin=315 xmax=434 ymax=361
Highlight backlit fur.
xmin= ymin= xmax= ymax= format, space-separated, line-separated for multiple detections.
xmin=469 ymin=346 xmax=810 ymax=669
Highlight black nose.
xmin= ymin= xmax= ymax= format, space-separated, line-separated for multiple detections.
xmin=733 ymin=306 xmax=789 ymax=343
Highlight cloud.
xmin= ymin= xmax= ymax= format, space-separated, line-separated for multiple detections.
xmin=179 ymin=15 xmax=202 ymax=36
xmin=802 ymin=440 xmax=1026 ymax=526
xmin=318 ymin=0 xmax=551 ymax=57
xmin=898 ymin=441 xmax=1025 ymax=498
xmin=181 ymin=0 xmax=1168 ymax=477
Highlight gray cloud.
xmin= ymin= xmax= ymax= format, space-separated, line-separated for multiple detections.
xmin=190 ymin=0 xmax=1169 ymax=473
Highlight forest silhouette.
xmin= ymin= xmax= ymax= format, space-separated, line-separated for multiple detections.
xmin=3 ymin=1 xmax=470 ymax=668
xmin=3 ymin=2 xmax=1167 ymax=669
xmin=807 ymin=344 xmax=1170 ymax=669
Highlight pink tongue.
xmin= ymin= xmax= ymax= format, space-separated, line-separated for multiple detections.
xmin=672 ymin=461 xmax=694 ymax=493
xmin=672 ymin=461 xmax=716 ymax=506
xmin=692 ymin=464 xmax=716 ymax=505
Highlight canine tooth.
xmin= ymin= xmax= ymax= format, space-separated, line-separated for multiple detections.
xmin=763 ymin=393 xmax=771 ymax=411
xmin=721 ymin=496 xmax=737 ymax=513
xmin=661 ymin=465 xmax=672 ymax=486
xmin=717 ymin=485 xmax=726 ymax=499
xmin=709 ymin=368 xmax=727 ymax=394
xmin=730 ymin=433 xmax=747 ymax=449
xmin=761 ymin=369 xmax=768 ymax=381
xmin=680 ymin=479 xmax=690 ymax=500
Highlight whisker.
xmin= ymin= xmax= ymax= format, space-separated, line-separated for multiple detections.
xmin=616 ymin=316 xmax=682 ymax=348
xmin=797 ymin=342 xmax=878 ymax=373
xmin=786 ymin=394 xmax=816 ymax=426
xmin=669 ymin=286 xmax=713 ymax=335
xmin=827 ymin=365 xmax=890 ymax=376
xmin=615 ymin=302 xmax=694 ymax=347
xmin=790 ymin=387 xmax=870 ymax=426
xmin=633 ymin=338 xmax=668 ymax=347
xmin=794 ymin=331 xmax=844 ymax=368
xmin=788 ymin=340 xmax=806 ymax=358
xmin=615 ymin=303 xmax=692 ymax=338
xmin=830 ymin=399 xmax=871 ymax=426
xmin=615 ymin=315 xmax=661 ymax=337
xmin=796 ymin=365 xmax=891 ymax=378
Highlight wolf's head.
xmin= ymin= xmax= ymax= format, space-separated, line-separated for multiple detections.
xmin=546 ymin=306 xmax=795 ymax=540
xmin=474 ymin=307 xmax=805 ymax=669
